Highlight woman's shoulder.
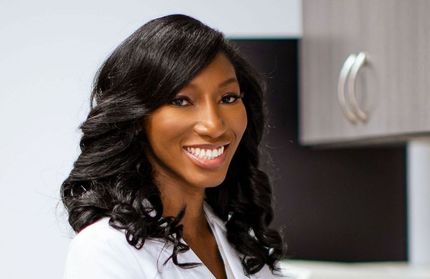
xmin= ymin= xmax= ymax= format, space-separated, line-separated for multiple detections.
xmin=69 ymin=217 xmax=170 ymax=260
xmin=69 ymin=217 xmax=123 ymax=245
xmin=67 ymin=217 xmax=135 ymax=260
xmin=64 ymin=217 xmax=162 ymax=279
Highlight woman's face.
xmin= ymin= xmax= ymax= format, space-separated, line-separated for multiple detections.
xmin=144 ymin=52 xmax=247 ymax=191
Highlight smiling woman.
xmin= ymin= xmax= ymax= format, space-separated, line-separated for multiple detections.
xmin=61 ymin=14 xmax=287 ymax=279
xmin=145 ymin=53 xmax=247 ymax=189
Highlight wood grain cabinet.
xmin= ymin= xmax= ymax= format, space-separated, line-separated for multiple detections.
xmin=300 ymin=0 xmax=430 ymax=145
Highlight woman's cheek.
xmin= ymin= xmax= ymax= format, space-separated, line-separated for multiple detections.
xmin=234 ymin=104 xmax=248 ymax=138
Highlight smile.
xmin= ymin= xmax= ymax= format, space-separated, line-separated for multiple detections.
xmin=183 ymin=144 xmax=229 ymax=169
xmin=185 ymin=146 xmax=225 ymax=160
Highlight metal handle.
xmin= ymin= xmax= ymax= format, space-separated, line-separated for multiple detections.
xmin=337 ymin=54 xmax=359 ymax=123
xmin=347 ymin=52 xmax=368 ymax=122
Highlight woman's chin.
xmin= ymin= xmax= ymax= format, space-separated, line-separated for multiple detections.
xmin=190 ymin=174 xmax=227 ymax=189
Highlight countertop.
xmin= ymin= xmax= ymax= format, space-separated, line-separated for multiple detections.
xmin=280 ymin=260 xmax=430 ymax=279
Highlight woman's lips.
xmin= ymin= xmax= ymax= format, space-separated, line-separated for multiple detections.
xmin=183 ymin=144 xmax=229 ymax=170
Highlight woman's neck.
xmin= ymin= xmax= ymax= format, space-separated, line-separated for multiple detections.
xmin=157 ymin=178 xmax=210 ymax=238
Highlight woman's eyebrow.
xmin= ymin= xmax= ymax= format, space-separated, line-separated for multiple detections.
xmin=185 ymin=77 xmax=239 ymax=90
xmin=218 ymin=77 xmax=239 ymax=88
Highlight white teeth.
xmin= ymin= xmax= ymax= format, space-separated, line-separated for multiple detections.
xmin=199 ymin=150 xmax=205 ymax=159
xmin=185 ymin=145 xmax=226 ymax=160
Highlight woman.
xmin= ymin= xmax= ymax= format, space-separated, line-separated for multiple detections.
xmin=61 ymin=14 xmax=287 ymax=278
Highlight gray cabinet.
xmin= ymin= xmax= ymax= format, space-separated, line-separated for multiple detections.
xmin=300 ymin=0 xmax=430 ymax=145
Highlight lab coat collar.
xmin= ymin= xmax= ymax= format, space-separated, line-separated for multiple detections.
xmin=203 ymin=201 xmax=227 ymax=232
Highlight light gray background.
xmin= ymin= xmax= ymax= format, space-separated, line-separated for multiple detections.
xmin=0 ymin=1 xmax=301 ymax=278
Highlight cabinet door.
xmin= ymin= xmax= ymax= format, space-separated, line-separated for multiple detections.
xmin=300 ymin=0 xmax=430 ymax=145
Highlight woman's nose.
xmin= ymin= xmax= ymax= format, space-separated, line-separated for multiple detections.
xmin=193 ymin=103 xmax=226 ymax=138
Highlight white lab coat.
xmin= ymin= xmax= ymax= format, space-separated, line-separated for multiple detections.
xmin=63 ymin=202 xmax=287 ymax=278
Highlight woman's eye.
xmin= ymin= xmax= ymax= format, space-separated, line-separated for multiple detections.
xmin=170 ymin=96 xmax=191 ymax=106
xmin=221 ymin=93 xmax=242 ymax=104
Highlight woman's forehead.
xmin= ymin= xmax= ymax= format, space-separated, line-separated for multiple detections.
xmin=181 ymin=53 xmax=238 ymax=89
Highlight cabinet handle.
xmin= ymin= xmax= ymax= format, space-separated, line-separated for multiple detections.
xmin=337 ymin=54 xmax=359 ymax=123
xmin=347 ymin=52 xmax=368 ymax=122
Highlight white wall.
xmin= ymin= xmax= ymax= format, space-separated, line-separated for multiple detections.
xmin=407 ymin=139 xmax=430 ymax=265
xmin=0 ymin=1 xmax=301 ymax=278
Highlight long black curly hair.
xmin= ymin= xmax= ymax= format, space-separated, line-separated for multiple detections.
xmin=61 ymin=14 xmax=286 ymax=275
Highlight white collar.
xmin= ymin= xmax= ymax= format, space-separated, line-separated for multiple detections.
xmin=203 ymin=201 xmax=227 ymax=232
